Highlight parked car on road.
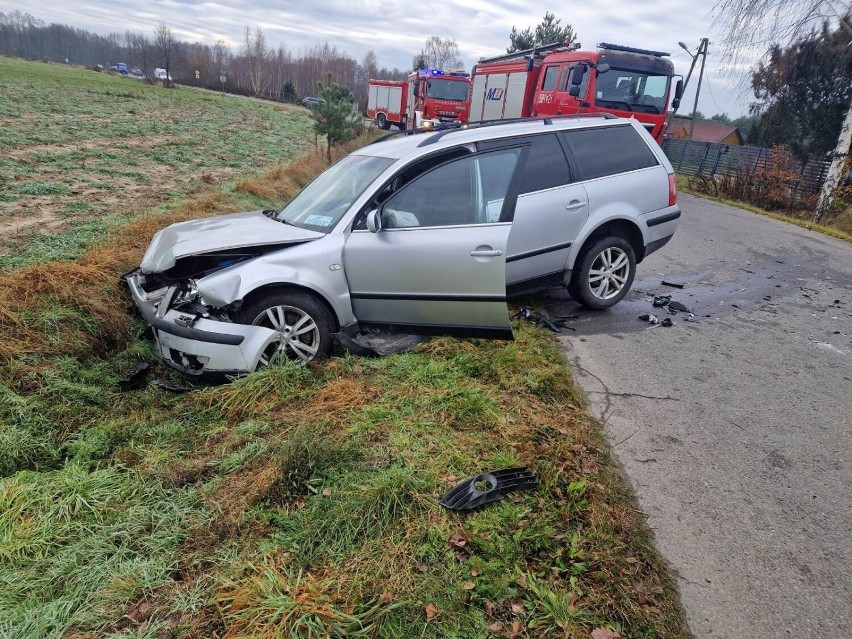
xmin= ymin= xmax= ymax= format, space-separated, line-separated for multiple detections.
xmin=126 ymin=115 xmax=680 ymax=375
xmin=302 ymin=96 xmax=324 ymax=108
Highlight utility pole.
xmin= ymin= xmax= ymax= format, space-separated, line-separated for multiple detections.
xmin=667 ymin=38 xmax=708 ymax=131
xmin=813 ymin=81 xmax=852 ymax=223
xmin=689 ymin=38 xmax=709 ymax=141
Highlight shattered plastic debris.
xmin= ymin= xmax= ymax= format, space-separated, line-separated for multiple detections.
xmin=667 ymin=301 xmax=691 ymax=314
xmin=332 ymin=331 xmax=430 ymax=357
xmin=639 ymin=314 xmax=673 ymax=327
xmin=514 ymin=307 xmax=574 ymax=333
xmin=661 ymin=280 xmax=685 ymax=289
xmin=653 ymin=295 xmax=672 ymax=307
xmin=439 ymin=468 xmax=539 ymax=511
xmin=118 ymin=362 xmax=154 ymax=391
xmin=154 ymin=379 xmax=194 ymax=393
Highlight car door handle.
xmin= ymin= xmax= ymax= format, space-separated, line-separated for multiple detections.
xmin=566 ymin=200 xmax=586 ymax=211
xmin=470 ymin=249 xmax=503 ymax=257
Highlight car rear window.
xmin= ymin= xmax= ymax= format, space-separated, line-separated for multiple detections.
xmin=562 ymin=125 xmax=658 ymax=180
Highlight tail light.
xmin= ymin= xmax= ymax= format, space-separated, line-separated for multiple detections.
xmin=668 ymin=173 xmax=677 ymax=206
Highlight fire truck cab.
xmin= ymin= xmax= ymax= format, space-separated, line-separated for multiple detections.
xmin=407 ymin=68 xmax=471 ymax=129
xmin=470 ymin=42 xmax=683 ymax=143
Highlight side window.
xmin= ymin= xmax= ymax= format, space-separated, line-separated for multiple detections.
xmin=517 ymin=134 xmax=572 ymax=194
xmin=353 ymin=148 xmax=470 ymax=229
xmin=382 ymin=149 xmax=521 ymax=228
xmin=541 ymin=66 xmax=560 ymax=91
xmin=560 ymin=64 xmax=591 ymax=99
xmin=563 ymin=126 xmax=659 ymax=180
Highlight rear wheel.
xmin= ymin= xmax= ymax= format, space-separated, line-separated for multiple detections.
xmin=376 ymin=113 xmax=389 ymax=130
xmin=236 ymin=290 xmax=334 ymax=366
xmin=569 ymin=236 xmax=636 ymax=310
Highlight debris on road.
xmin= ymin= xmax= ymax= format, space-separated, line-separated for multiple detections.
xmin=439 ymin=468 xmax=539 ymax=511
xmin=639 ymin=314 xmax=674 ymax=328
xmin=667 ymin=301 xmax=691 ymax=314
xmin=653 ymin=295 xmax=672 ymax=307
xmin=661 ymin=280 xmax=685 ymax=289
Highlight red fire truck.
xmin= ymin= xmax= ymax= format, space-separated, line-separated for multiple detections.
xmin=469 ymin=42 xmax=684 ymax=142
xmin=367 ymin=69 xmax=471 ymax=130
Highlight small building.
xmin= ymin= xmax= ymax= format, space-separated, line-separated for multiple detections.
xmin=668 ymin=116 xmax=743 ymax=145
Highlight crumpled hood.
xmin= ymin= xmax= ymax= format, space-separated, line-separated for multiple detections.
xmin=140 ymin=210 xmax=324 ymax=273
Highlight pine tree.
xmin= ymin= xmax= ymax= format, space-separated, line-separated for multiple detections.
xmin=310 ymin=74 xmax=360 ymax=161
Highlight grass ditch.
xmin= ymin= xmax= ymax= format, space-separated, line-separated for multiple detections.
xmin=1 ymin=99 xmax=689 ymax=637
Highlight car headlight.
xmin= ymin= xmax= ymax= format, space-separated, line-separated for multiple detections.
xmin=172 ymin=280 xmax=199 ymax=306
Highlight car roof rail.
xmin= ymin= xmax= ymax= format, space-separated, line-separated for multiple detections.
xmin=368 ymin=113 xmax=620 ymax=148
xmin=415 ymin=113 xmax=619 ymax=147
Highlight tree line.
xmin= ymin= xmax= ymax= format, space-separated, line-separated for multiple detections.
xmin=0 ymin=11 xmax=408 ymax=107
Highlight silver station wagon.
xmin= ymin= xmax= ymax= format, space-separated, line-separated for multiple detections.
xmin=126 ymin=115 xmax=681 ymax=375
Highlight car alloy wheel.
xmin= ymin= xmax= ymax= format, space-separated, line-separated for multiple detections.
xmin=570 ymin=236 xmax=636 ymax=310
xmin=588 ymin=246 xmax=630 ymax=300
xmin=252 ymin=304 xmax=321 ymax=363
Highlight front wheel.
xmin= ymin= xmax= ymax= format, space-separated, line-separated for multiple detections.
xmin=236 ymin=290 xmax=334 ymax=366
xmin=570 ymin=237 xmax=636 ymax=310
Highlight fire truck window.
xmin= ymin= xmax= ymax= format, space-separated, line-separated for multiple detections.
xmin=563 ymin=126 xmax=658 ymax=180
xmin=381 ymin=149 xmax=520 ymax=228
xmin=594 ymin=68 xmax=669 ymax=114
xmin=541 ymin=66 xmax=560 ymax=91
xmin=560 ymin=65 xmax=590 ymax=98
xmin=517 ymin=135 xmax=572 ymax=194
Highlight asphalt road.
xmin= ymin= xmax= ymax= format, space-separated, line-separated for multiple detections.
xmin=541 ymin=194 xmax=851 ymax=638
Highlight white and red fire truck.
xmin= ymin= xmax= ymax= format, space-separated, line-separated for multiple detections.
xmin=367 ymin=69 xmax=471 ymax=130
xmin=469 ymin=42 xmax=684 ymax=143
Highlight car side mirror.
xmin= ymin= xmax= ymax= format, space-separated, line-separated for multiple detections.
xmin=596 ymin=63 xmax=611 ymax=74
xmin=674 ymin=78 xmax=684 ymax=99
xmin=672 ymin=97 xmax=681 ymax=110
xmin=570 ymin=64 xmax=586 ymax=86
xmin=569 ymin=85 xmax=580 ymax=97
xmin=366 ymin=209 xmax=382 ymax=233
xmin=413 ymin=83 xmax=420 ymax=98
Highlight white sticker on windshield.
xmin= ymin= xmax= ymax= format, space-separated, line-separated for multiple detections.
xmin=304 ymin=214 xmax=334 ymax=227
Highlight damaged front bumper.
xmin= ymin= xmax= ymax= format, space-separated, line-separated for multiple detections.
xmin=126 ymin=271 xmax=278 ymax=376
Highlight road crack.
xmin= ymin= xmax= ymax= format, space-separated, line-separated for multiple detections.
xmin=570 ymin=355 xmax=680 ymax=424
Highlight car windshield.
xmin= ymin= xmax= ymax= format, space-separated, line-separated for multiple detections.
xmin=594 ymin=68 xmax=670 ymax=114
xmin=427 ymin=78 xmax=470 ymax=101
xmin=277 ymin=154 xmax=395 ymax=232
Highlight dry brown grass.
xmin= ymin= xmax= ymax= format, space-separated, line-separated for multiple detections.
xmin=298 ymin=377 xmax=379 ymax=420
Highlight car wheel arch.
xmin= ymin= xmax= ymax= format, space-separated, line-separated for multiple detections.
xmin=236 ymin=283 xmax=341 ymax=332
xmin=572 ymin=217 xmax=645 ymax=266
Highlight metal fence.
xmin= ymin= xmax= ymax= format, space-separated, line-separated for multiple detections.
xmin=661 ymin=139 xmax=831 ymax=198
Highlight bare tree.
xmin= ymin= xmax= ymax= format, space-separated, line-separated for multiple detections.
xmin=153 ymin=22 xmax=175 ymax=86
xmin=713 ymin=0 xmax=850 ymax=67
xmin=418 ymin=36 xmax=464 ymax=70
xmin=242 ymin=26 xmax=268 ymax=96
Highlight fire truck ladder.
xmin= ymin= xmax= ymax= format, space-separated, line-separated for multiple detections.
xmin=477 ymin=41 xmax=581 ymax=65
xmin=597 ymin=42 xmax=671 ymax=57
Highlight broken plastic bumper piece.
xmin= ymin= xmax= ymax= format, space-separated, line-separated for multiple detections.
xmin=439 ymin=467 xmax=539 ymax=511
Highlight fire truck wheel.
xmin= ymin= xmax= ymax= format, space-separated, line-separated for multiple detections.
xmin=376 ymin=113 xmax=390 ymax=130
xmin=569 ymin=236 xmax=636 ymax=310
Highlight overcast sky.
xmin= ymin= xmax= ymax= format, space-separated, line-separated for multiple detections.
xmin=0 ymin=0 xmax=757 ymax=117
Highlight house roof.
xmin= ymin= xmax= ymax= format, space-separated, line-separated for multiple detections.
xmin=669 ymin=116 xmax=743 ymax=144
